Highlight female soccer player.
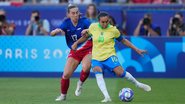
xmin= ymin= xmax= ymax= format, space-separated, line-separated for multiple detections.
xmin=50 ymin=5 xmax=92 ymax=101
xmin=72 ymin=12 xmax=151 ymax=103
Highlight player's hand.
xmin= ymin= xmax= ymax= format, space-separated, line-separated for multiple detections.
xmin=136 ymin=49 xmax=147 ymax=57
xmin=50 ymin=30 xmax=56 ymax=36
xmin=81 ymin=29 xmax=88 ymax=37
xmin=71 ymin=42 xmax=78 ymax=50
xmin=50 ymin=29 xmax=60 ymax=36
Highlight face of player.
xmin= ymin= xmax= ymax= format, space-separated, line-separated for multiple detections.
xmin=68 ymin=7 xmax=79 ymax=23
xmin=87 ymin=6 xmax=95 ymax=17
xmin=99 ymin=16 xmax=109 ymax=29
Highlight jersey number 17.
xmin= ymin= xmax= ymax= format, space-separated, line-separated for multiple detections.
xmin=71 ymin=34 xmax=78 ymax=41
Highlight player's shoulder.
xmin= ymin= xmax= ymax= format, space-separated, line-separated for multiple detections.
xmin=90 ymin=22 xmax=99 ymax=27
xmin=80 ymin=17 xmax=88 ymax=20
xmin=88 ymin=23 xmax=98 ymax=30
xmin=62 ymin=17 xmax=70 ymax=23
xmin=109 ymin=24 xmax=115 ymax=28
xmin=110 ymin=25 xmax=118 ymax=30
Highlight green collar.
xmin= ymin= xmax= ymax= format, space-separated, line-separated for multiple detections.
xmin=98 ymin=23 xmax=110 ymax=29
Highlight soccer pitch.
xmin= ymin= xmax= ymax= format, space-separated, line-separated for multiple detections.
xmin=0 ymin=78 xmax=185 ymax=104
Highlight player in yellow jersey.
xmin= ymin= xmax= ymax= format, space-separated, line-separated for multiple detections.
xmin=72 ymin=12 xmax=151 ymax=103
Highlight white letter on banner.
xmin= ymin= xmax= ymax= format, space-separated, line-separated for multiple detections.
xmin=25 ymin=49 xmax=28 ymax=59
xmin=31 ymin=49 xmax=38 ymax=59
xmin=15 ymin=49 xmax=23 ymax=59
xmin=44 ymin=49 xmax=50 ymax=59
xmin=53 ymin=49 xmax=63 ymax=58
xmin=5 ymin=49 xmax=12 ymax=59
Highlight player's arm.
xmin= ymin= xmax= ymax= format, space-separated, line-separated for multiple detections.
xmin=71 ymin=29 xmax=90 ymax=50
xmin=121 ymin=38 xmax=147 ymax=57
xmin=115 ymin=26 xmax=147 ymax=56
xmin=50 ymin=28 xmax=65 ymax=36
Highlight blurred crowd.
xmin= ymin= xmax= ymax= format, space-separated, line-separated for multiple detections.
xmin=0 ymin=9 xmax=15 ymax=35
xmin=0 ymin=0 xmax=185 ymax=4
xmin=0 ymin=1 xmax=185 ymax=36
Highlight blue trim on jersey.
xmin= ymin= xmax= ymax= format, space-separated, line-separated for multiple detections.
xmin=116 ymin=35 xmax=123 ymax=42
xmin=59 ymin=17 xmax=91 ymax=49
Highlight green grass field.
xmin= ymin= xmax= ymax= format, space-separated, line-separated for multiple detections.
xmin=0 ymin=78 xmax=185 ymax=104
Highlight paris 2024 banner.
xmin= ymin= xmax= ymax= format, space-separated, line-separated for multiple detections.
xmin=0 ymin=36 xmax=184 ymax=78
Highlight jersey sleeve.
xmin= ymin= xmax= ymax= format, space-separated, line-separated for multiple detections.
xmin=88 ymin=24 xmax=94 ymax=36
xmin=59 ymin=19 xmax=67 ymax=31
xmin=84 ymin=18 xmax=91 ymax=29
xmin=114 ymin=27 xmax=123 ymax=41
xmin=114 ymin=27 xmax=121 ymax=38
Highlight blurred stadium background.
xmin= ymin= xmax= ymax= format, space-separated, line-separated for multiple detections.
xmin=0 ymin=0 xmax=185 ymax=104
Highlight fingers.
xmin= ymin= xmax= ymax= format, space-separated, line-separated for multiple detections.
xmin=71 ymin=48 xmax=76 ymax=51
xmin=71 ymin=46 xmax=75 ymax=50
xmin=50 ymin=31 xmax=55 ymax=36
xmin=142 ymin=50 xmax=148 ymax=54
xmin=81 ymin=32 xmax=87 ymax=36
xmin=138 ymin=50 xmax=148 ymax=57
xmin=71 ymin=44 xmax=77 ymax=51
xmin=81 ymin=29 xmax=88 ymax=36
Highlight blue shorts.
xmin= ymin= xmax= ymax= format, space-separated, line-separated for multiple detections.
xmin=92 ymin=55 xmax=121 ymax=72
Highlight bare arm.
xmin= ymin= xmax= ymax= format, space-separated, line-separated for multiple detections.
xmin=50 ymin=28 xmax=65 ymax=36
xmin=121 ymin=38 xmax=147 ymax=56
xmin=26 ymin=16 xmax=35 ymax=35
xmin=71 ymin=29 xmax=89 ymax=50
xmin=167 ymin=29 xmax=170 ymax=37
xmin=25 ymin=23 xmax=33 ymax=35
xmin=134 ymin=19 xmax=143 ymax=36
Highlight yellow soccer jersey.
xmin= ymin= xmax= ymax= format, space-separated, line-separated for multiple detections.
xmin=89 ymin=23 xmax=121 ymax=61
